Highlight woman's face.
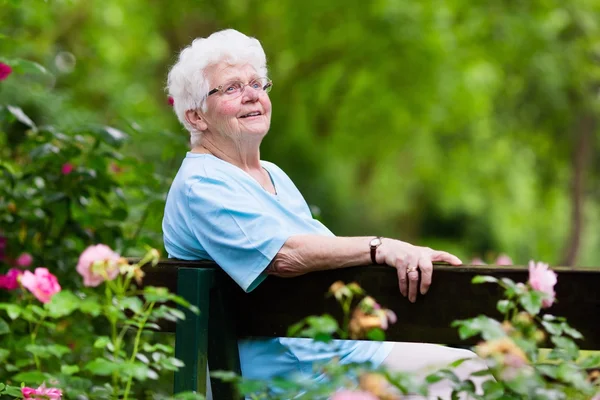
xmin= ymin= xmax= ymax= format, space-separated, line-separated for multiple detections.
xmin=202 ymin=62 xmax=272 ymax=140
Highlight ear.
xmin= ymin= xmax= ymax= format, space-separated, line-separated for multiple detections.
xmin=185 ymin=109 xmax=208 ymax=131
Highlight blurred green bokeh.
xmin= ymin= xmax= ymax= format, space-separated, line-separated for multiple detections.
xmin=1 ymin=0 xmax=599 ymax=266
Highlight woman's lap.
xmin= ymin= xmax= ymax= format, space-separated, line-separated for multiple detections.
xmin=382 ymin=342 xmax=491 ymax=400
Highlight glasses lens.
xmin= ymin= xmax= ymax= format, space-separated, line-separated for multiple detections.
xmin=223 ymin=81 xmax=244 ymax=95
xmin=263 ymin=79 xmax=272 ymax=93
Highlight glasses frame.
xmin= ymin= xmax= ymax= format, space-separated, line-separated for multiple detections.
xmin=207 ymin=77 xmax=273 ymax=98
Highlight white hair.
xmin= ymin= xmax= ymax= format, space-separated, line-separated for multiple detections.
xmin=166 ymin=29 xmax=268 ymax=147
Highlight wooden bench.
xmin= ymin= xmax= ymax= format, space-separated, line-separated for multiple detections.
xmin=142 ymin=261 xmax=600 ymax=399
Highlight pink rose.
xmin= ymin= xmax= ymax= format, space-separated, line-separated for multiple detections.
xmin=470 ymin=257 xmax=486 ymax=265
xmin=331 ymin=391 xmax=378 ymax=400
xmin=0 ymin=63 xmax=12 ymax=81
xmin=528 ymin=261 xmax=557 ymax=308
xmin=168 ymin=96 xmax=174 ymax=106
xmin=22 ymin=383 xmax=62 ymax=399
xmin=61 ymin=163 xmax=74 ymax=175
xmin=76 ymin=244 xmax=121 ymax=287
xmin=20 ymin=268 xmax=61 ymax=303
xmin=0 ymin=268 xmax=23 ymax=290
xmin=495 ymin=254 xmax=513 ymax=265
xmin=16 ymin=252 xmax=33 ymax=267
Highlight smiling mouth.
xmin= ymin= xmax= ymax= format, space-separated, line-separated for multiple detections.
xmin=240 ymin=111 xmax=262 ymax=118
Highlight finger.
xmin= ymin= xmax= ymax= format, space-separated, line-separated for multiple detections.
xmin=432 ymin=251 xmax=462 ymax=266
xmin=419 ymin=256 xmax=433 ymax=295
xmin=407 ymin=256 xmax=419 ymax=303
xmin=396 ymin=257 xmax=408 ymax=297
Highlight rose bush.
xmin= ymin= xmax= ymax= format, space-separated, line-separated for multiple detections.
xmin=1 ymin=57 xmax=195 ymax=399
xmin=0 ymin=245 xmax=204 ymax=400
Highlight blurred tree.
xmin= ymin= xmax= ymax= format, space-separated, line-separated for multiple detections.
xmin=1 ymin=0 xmax=599 ymax=266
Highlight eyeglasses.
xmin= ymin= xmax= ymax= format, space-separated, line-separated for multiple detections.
xmin=207 ymin=77 xmax=272 ymax=98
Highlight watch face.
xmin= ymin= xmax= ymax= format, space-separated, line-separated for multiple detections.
xmin=370 ymin=238 xmax=382 ymax=247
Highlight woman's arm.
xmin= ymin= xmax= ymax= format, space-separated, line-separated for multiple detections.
xmin=268 ymin=235 xmax=462 ymax=303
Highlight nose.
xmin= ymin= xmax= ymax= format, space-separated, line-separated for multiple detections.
xmin=241 ymin=85 xmax=260 ymax=102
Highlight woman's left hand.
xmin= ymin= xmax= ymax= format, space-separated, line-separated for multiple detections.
xmin=377 ymin=239 xmax=462 ymax=303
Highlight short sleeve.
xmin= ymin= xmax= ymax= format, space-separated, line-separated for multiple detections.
xmin=186 ymin=177 xmax=290 ymax=292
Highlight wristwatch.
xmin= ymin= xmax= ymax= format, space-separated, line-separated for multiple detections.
xmin=369 ymin=237 xmax=383 ymax=265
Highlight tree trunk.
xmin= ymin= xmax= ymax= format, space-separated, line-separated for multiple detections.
xmin=561 ymin=114 xmax=596 ymax=266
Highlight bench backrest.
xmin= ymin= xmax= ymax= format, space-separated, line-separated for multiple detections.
xmin=144 ymin=261 xmax=600 ymax=349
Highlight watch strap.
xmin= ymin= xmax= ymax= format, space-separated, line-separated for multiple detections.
xmin=370 ymin=237 xmax=382 ymax=264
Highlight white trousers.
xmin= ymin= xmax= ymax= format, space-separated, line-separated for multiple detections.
xmin=203 ymin=342 xmax=490 ymax=400
xmin=382 ymin=342 xmax=491 ymax=399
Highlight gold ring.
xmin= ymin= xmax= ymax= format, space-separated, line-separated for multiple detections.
xmin=407 ymin=266 xmax=418 ymax=273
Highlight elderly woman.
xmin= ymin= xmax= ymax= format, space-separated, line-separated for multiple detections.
xmin=163 ymin=29 xmax=487 ymax=399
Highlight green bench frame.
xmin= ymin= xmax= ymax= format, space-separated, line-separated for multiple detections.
xmin=143 ymin=261 xmax=600 ymax=399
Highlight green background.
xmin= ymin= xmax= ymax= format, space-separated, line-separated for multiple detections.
xmin=2 ymin=0 xmax=600 ymax=267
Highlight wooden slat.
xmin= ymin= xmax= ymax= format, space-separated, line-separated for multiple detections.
xmin=143 ymin=261 xmax=600 ymax=349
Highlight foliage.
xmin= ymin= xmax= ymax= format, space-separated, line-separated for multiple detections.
xmin=1 ymin=0 xmax=600 ymax=265
xmin=0 ymin=247 xmax=203 ymax=400
xmin=0 ymin=59 xmax=198 ymax=399
xmin=213 ymin=266 xmax=600 ymax=399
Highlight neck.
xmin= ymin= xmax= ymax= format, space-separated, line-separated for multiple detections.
xmin=192 ymin=132 xmax=262 ymax=171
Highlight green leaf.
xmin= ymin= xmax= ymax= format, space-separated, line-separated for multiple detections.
xmin=61 ymin=365 xmax=80 ymax=375
xmin=6 ymin=105 xmax=37 ymax=131
xmin=143 ymin=286 xmax=170 ymax=303
xmin=142 ymin=342 xmax=173 ymax=353
xmin=80 ymin=297 xmax=102 ymax=316
xmin=0 ymin=304 xmax=22 ymax=320
xmin=119 ymin=296 xmax=143 ymax=314
xmin=287 ymin=320 xmax=306 ymax=337
xmin=451 ymin=315 xmax=506 ymax=340
xmin=579 ymin=354 xmax=600 ymax=369
xmin=551 ymin=336 xmax=579 ymax=360
xmin=84 ymin=358 xmax=120 ymax=376
xmin=91 ymin=126 xmax=129 ymax=147
xmin=536 ymin=364 xmax=558 ymax=379
xmin=0 ymin=349 xmax=9 ymax=363
xmin=0 ymin=383 xmax=4 ymax=391
xmin=313 ymin=332 xmax=334 ymax=343
xmin=519 ymin=290 xmax=543 ymax=315
xmin=541 ymin=321 xmax=562 ymax=336
xmin=124 ymin=362 xmax=149 ymax=381
xmin=496 ymin=299 xmax=513 ymax=314
xmin=29 ymin=305 xmax=45 ymax=317
xmin=426 ymin=369 xmax=460 ymax=384
xmin=307 ymin=315 xmax=338 ymax=333
xmin=46 ymin=290 xmax=80 ymax=318
xmin=94 ymin=336 xmax=111 ymax=349
xmin=10 ymin=59 xmax=53 ymax=79
xmin=12 ymin=370 xmax=48 ymax=383
xmin=472 ymin=275 xmax=497 ymax=284
xmin=0 ymin=317 xmax=9 ymax=335
xmin=210 ymin=370 xmax=240 ymax=382
xmin=561 ymin=323 xmax=583 ymax=340
xmin=26 ymin=344 xmax=70 ymax=359
xmin=172 ymin=392 xmax=206 ymax=400
xmin=556 ymin=363 xmax=589 ymax=391
xmin=168 ymin=357 xmax=185 ymax=368
xmin=542 ymin=314 xmax=565 ymax=322
xmin=481 ymin=380 xmax=505 ymax=399
xmin=365 ymin=328 xmax=385 ymax=341
xmin=449 ymin=357 xmax=473 ymax=368
xmin=3 ymin=385 xmax=23 ymax=397
xmin=29 ymin=143 xmax=60 ymax=160
xmin=167 ymin=307 xmax=186 ymax=321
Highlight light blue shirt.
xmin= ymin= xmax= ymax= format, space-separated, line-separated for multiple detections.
xmin=162 ymin=153 xmax=393 ymax=382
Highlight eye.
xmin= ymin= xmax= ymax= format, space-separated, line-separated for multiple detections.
xmin=250 ymin=80 xmax=262 ymax=90
xmin=224 ymin=82 xmax=242 ymax=94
